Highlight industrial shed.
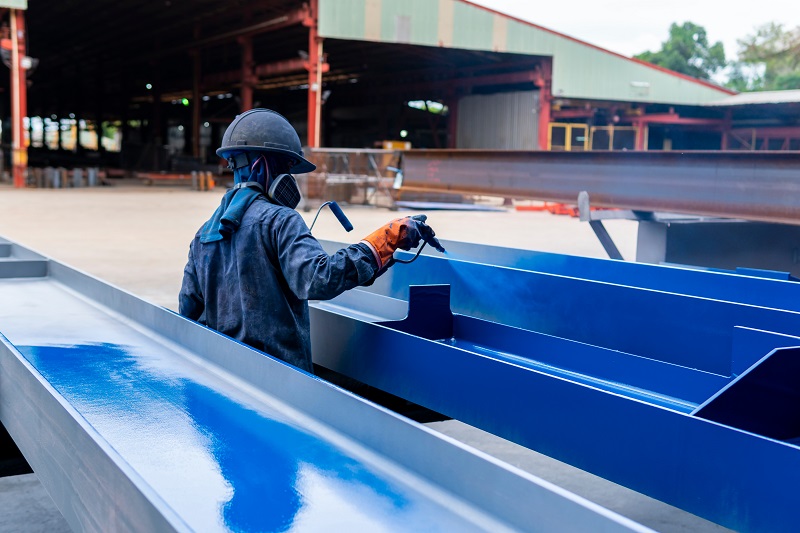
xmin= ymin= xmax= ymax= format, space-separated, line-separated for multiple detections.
xmin=0 ymin=0 xmax=751 ymax=184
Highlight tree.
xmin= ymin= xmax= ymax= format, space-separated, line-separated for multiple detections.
xmin=635 ymin=22 xmax=726 ymax=80
xmin=727 ymin=23 xmax=800 ymax=91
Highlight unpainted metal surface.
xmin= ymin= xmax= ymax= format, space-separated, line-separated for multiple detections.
xmin=0 ymin=238 xmax=649 ymax=533
xmin=400 ymin=150 xmax=800 ymax=225
xmin=0 ymin=239 xmax=47 ymax=278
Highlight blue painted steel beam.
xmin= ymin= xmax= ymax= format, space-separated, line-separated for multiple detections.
xmin=0 ymin=237 xmax=648 ymax=533
xmin=310 ymin=291 xmax=800 ymax=532
xmin=425 ymin=239 xmax=800 ymax=311
xmin=324 ymin=238 xmax=800 ymax=312
xmin=344 ymin=250 xmax=800 ymax=376
xmin=311 ymin=240 xmax=800 ymax=532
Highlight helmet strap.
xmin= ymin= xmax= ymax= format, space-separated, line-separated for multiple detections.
xmin=231 ymin=181 xmax=264 ymax=192
xmin=227 ymin=152 xmax=252 ymax=170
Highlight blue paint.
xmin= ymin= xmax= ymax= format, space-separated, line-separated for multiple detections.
xmin=310 ymin=307 xmax=800 ymax=533
xmin=360 ymin=251 xmax=800 ymax=376
xmin=19 ymin=343 xmax=483 ymax=532
xmin=425 ymin=240 xmax=800 ymax=312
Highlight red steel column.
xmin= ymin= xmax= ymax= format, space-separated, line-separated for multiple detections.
xmin=305 ymin=0 xmax=322 ymax=148
xmin=634 ymin=120 xmax=647 ymax=150
xmin=11 ymin=9 xmax=27 ymax=188
xmin=239 ymin=36 xmax=255 ymax=112
xmin=536 ymin=59 xmax=552 ymax=150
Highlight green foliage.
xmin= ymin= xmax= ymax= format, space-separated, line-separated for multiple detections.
xmin=727 ymin=23 xmax=800 ymax=91
xmin=635 ymin=22 xmax=726 ymax=80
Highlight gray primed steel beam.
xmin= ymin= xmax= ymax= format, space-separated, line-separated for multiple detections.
xmin=400 ymin=150 xmax=800 ymax=225
xmin=0 ymin=237 xmax=649 ymax=533
xmin=0 ymin=334 xmax=188 ymax=532
xmin=0 ymin=240 xmax=48 ymax=278
xmin=0 ymin=260 xmax=48 ymax=278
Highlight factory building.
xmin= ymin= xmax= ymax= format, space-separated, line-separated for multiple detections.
xmin=1 ymin=0 xmax=798 ymax=181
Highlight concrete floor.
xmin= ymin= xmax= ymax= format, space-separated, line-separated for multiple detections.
xmin=0 ymin=182 xmax=730 ymax=532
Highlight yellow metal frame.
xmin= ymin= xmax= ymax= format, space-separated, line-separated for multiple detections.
xmin=547 ymin=123 xmax=589 ymax=151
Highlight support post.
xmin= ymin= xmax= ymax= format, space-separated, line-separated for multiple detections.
xmin=721 ymin=109 xmax=732 ymax=151
xmin=95 ymin=60 xmax=104 ymax=155
xmin=536 ymin=59 xmax=552 ymax=150
xmin=305 ymin=0 xmax=322 ymax=148
xmin=634 ymin=121 xmax=648 ymax=151
xmin=447 ymin=89 xmax=459 ymax=148
xmin=152 ymin=62 xmax=162 ymax=170
xmin=10 ymin=9 xmax=27 ymax=188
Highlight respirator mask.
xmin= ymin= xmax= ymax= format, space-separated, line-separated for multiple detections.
xmin=228 ymin=153 xmax=303 ymax=210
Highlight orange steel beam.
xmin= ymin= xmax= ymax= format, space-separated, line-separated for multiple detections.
xmin=304 ymin=0 xmax=322 ymax=148
xmin=167 ymin=8 xmax=308 ymax=55
xmin=631 ymin=113 xmax=725 ymax=126
xmin=200 ymin=57 xmax=329 ymax=90
xmin=257 ymin=56 xmax=328 ymax=78
xmin=11 ymin=9 xmax=27 ymax=188
xmin=537 ymin=59 xmax=552 ymax=150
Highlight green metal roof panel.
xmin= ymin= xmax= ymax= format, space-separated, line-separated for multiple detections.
xmin=378 ymin=0 xmax=439 ymax=45
xmin=318 ymin=0 xmax=732 ymax=105
xmin=319 ymin=0 xmax=366 ymax=40
xmin=451 ymin=1 xmax=494 ymax=50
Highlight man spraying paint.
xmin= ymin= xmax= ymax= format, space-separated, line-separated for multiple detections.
xmin=179 ymin=108 xmax=444 ymax=373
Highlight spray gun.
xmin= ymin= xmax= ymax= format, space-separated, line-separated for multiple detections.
xmin=309 ymin=202 xmax=444 ymax=265
xmin=393 ymin=214 xmax=445 ymax=264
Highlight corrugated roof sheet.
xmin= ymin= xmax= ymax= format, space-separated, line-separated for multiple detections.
xmin=319 ymin=0 xmax=734 ymax=105
xmin=705 ymin=90 xmax=800 ymax=106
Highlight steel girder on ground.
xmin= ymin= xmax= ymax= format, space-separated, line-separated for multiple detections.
xmin=314 ymin=239 xmax=800 ymax=532
xmin=0 ymin=237 xmax=647 ymax=533
xmin=399 ymin=150 xmax=800 ymax=225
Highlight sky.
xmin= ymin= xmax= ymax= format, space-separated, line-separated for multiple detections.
xmin=470 ymin=0 xmax=800 ymax=62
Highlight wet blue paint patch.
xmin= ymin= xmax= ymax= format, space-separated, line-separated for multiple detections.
xmin=19 ymin=343 xmax=483 ymax=532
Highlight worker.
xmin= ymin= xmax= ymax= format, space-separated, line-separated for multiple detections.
xmin=179 ymin=108 xmax=444 ymax=373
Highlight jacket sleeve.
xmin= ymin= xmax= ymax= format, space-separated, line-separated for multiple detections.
xmin=178 ymin=241 xmax=205 ymax=320
xmin=270 ymin=210 xmax=379 ymax=301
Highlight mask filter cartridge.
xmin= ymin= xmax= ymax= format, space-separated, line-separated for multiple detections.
xmin=268 ymin=173 xmax=302 ymax=209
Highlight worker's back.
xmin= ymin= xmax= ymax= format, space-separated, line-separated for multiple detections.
xmin=179 ymin=196 xmax=378 ymax=373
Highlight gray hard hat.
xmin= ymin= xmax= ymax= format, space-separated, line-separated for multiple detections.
xmin=216 ymin=108 xmax=316 ymax=174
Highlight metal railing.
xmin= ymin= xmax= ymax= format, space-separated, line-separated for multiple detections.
xmin=301 ymin=148 xmax=401 ymax=209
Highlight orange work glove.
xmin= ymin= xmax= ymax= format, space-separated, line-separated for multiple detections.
xmin=361 ymin=214 xmax=443 ymax=270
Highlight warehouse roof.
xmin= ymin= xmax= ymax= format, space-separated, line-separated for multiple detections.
xmin=705 ymin=90 xmax=800 ymax=106
xmin=11 ymin=0 xmax=735 ymax=122
xmin=320 ymin=0 xmax=735 ymax=105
